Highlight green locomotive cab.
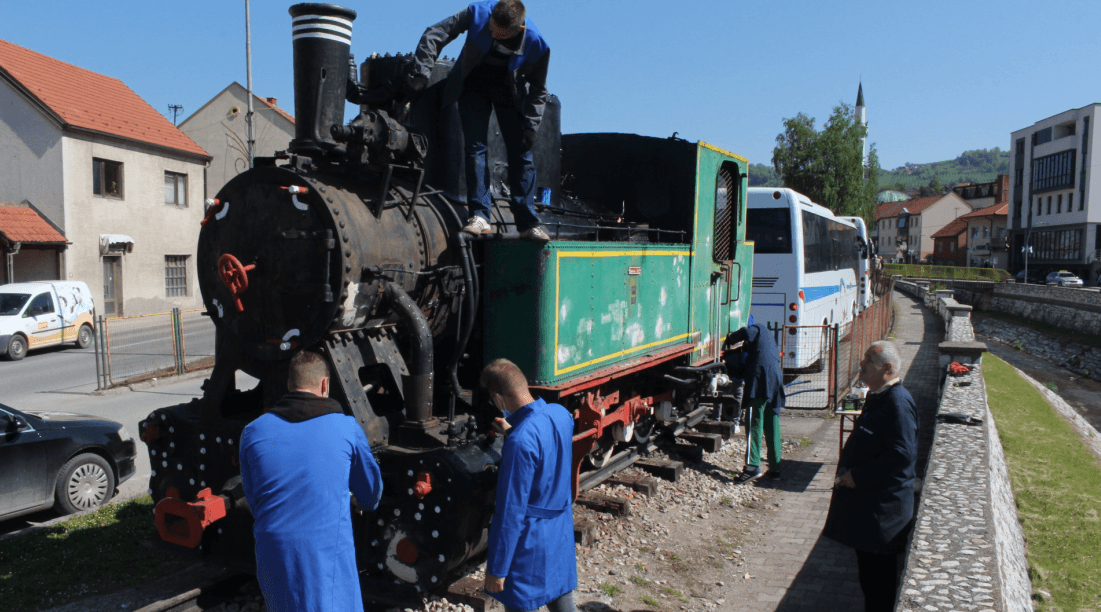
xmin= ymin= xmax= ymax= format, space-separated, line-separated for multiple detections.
xmin=484 ymin=134 xmax=754 ymax=492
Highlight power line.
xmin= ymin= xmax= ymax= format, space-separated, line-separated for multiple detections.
xmin=168 ymin=104 xmax=184 ymax=126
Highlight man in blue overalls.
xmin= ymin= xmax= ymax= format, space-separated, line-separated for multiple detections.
xmin=480 ymin=358 xmax=576 ymax=612
xmin=240 ymin=351 xmax=384 ymax=612
xmin=409 ymin=0 xmax=551 ymax=242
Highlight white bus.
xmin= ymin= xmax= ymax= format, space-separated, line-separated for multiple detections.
xmin=838 ymin=215 xmax=874 ymax=313
xmin=746 ymin=188 xmax=860 ymax=370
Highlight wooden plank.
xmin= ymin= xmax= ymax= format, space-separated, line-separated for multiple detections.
xmin=696 ymin=419 xmax=739 ymax=440
xmin=574 ymin=518 xmax=598 ymax=546
xmin=442 ymin=574 xmax=503 ymax=612
xmin=636 ymin=457 xmax=684 ymax=481
xmin=669 ymin=443 xmax=704 ymax=463
xmin=576 ymin=492 xmax=632 ymax=517
xmin=605 ymin=472 xmax=660 ymax=496
xmin=682 ymin=432 xmax=724 ymax=452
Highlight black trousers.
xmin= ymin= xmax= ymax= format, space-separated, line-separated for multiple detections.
xmin=854 ymin=549 xmax=900 ymax=612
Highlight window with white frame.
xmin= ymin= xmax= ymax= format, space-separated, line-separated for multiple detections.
xmin=165 ymin=172 xmax=188 ymax=207
xmin=165 ymin=255 xmax=189 ymax=297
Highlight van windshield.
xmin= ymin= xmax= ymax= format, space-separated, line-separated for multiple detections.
xmin=0 ymin=293 xmax=31 ymax=316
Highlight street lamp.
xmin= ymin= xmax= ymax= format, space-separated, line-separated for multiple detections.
xmin=1023 ymin=221 xmax=1048 ymax=283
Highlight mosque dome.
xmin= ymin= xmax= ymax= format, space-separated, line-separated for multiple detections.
xmin=876 ymin=190 xmax=909 ymax=203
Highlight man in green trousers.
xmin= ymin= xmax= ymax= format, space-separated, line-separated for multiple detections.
xmin=725 ymin=322 xmax=786 ymax=483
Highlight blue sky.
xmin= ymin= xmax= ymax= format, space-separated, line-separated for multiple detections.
xmin=3 ymin=0 xmax=1099 ymax=171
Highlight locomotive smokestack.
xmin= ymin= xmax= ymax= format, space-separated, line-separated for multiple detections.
xmin=287 ymin=3 xmax=357 ymax=156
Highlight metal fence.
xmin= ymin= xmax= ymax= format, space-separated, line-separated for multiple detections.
xmin=777 ymin=279 xmax=896 ymax=410
xmin=884 ymin=263 xmax=1011 ymax=282
xmin=94 ymin=308 xmax=215 ymax=389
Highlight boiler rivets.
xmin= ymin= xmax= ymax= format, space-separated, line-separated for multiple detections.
xmin=339 ymin=221 xmax=345 ymax=228
xmin=162 ymin=461 xmax=167 ymax=467
xmin=407 ymin=488 xmax=413 ymax=496
xmin=393 ymin=509 xmax=401 ymax=516
xmin=327 ymin=197 xmax=334 ymax=203
xmin=415 ymin=513 xmax=422 ymax=521
xmin=438 ymin=554 xmax=445 ymax=562
xmin=432 ymin=530 xmax=439 ymax=538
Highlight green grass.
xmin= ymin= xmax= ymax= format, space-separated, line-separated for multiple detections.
xmin=884 ymin=263 xmax=1011 ymax=282
xmin=640 ymin=595 xmax=659 ymax=606
xmin=983 ymin=354 xmax=1101 ymax=610
xmin=630 ymin=575 xmax=649 ymax=585
xmin=600 ymin=581 xmax=623 ymax=597
xmin=0 ymin=496 xmax=191 ymax=611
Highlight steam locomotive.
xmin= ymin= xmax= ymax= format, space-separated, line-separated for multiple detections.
xmin=138 ymin=2 xmax=755 ymax=603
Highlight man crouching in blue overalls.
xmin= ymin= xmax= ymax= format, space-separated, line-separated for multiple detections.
xmin=408 ymin=0 xmax=551 ymax=242
xmin=480 ymin=358 xmax=576 ymax=612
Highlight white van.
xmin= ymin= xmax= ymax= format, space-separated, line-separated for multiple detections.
xmin=0 ymin=281 xmax=96 ymax=361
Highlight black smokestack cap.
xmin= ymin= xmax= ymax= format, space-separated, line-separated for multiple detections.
xmin=287 ymin=3 xmax=357 ymax=156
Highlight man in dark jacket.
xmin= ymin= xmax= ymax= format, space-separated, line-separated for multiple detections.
xmin=725 ymin=322 xmax=786 ymax=483
xmin=822 ymin=341 xmax=917 ymax=612
xmin=240 ymin=351 xmax=384 ymax=612
xmin=409 ymin=0 xmax=550 ymax=242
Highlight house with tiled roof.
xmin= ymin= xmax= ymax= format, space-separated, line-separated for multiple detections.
xmin=931 ymin=218 xmax=968 ymax=267
xmin=0 ymin=202 xmax=69 ymax=282
xmin=179 ymin=82 xmax=295 ymax=199
xmin=872 ymin=192 xmax=972 ymax=263
xmin=960 ymin=203 xmax=1009 ymax=269
xmin=0 ymin=39 xmax=210 ymax=315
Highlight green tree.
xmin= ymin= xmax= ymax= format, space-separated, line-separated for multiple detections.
xmin=748 ymin=163 xmax=783 ymax=187
xmin=771 ymin=103 xmax=880 ymax=226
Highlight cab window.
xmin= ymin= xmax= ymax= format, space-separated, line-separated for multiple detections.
xmin=713 ymin=162 xmax=742 ymax=263
xmin=26 ymin=293 xmax=55 ymax=317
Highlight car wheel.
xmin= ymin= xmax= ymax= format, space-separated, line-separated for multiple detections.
xmin=6 ymin=335 xmax=27 ymax=361
xmin=55 ymin=453 xmax=116 ymax=515
xmin=77 ymin=324 xmax=94 ymax=349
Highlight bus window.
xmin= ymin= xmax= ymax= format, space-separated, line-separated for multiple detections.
xmin=746 ymin=208 xmax=792 ymax=254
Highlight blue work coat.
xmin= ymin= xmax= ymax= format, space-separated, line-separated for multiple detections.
xmin=741 ymin=323 xmax=786 ymax=414
xmin=487 ymin=398 xmax=577 ymax=611
xmin=240 ymin=394 xmax=383 ymax=612
xmin=822 ymin=383 xmax=918 ymax=553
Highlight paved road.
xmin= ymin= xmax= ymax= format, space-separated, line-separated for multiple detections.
xmin=0 ymin=346 xmax=251 ymax=535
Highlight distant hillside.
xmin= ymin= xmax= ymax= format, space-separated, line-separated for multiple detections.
xmin=748 ymin=163 xmax=783 ymax=187
xmin=878 ymin=148 xmax=1010 ymax=190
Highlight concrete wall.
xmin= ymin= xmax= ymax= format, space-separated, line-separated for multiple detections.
xmin=0 ymin=80 xmax=65 ymax=228
xmin=62 ymin=134 xmax=206 ymax=316
xmin=179 ymin=84 xmax=294 ymax=199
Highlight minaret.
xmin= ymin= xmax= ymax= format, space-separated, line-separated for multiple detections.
xmin=856 ymin=82 xmax=867 ymax=167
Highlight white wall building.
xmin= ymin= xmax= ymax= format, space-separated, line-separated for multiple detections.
xmin=1009 ymin=103 xmax=1100 ymax=282
xmin=0 ymin=39 xmax=211 ymax=316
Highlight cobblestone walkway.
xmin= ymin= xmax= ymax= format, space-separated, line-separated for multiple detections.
xmin=732 ymin=291 xmax=943 ymax=611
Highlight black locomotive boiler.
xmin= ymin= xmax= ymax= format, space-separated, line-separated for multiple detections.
xmin=139 ymin=2 xmax=752 ymax=603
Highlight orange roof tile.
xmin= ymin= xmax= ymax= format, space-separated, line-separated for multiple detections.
xmin=0 ymin=204 xmax=67 ymax=244
xmin=931 ymin=218 xmax=968 ymax=239
xmin=876 ymin=194 xmax=961 ymax=220
xmin=959 ymin=203 xmax=1008 ymax=219
xmin=260 ymin=96 xmax=295 ymax=125
xmin=0 ymin=39 xmax=208 ymax=158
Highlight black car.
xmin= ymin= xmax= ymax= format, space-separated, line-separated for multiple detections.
xmin=1015 ymin=270 xmax=1045 ymax=284
xmin=0 ymin=403 xmax=136 ymax=521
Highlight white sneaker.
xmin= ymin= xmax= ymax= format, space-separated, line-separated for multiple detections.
xmin=462 ymin=216 xmax=491 ymax=234
xmin=520 ymin=226 xmax=551 ymax=243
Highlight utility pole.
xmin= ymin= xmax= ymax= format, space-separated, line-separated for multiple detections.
xmin=245 ymin=0 xmax=255 ymax=168
xmin=168 ymin=104 xmax=184 ymax=126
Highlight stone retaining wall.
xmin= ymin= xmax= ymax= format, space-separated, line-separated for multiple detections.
xmin=902 ymin=278 xmax=1101 ymax=336
xmin=894 ymin=280 xmax=1034 ymax=612
xmin=971 ymin=317 xmax=1101 ymax=383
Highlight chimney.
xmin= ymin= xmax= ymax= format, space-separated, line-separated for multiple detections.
xmin=266 ymin=97 xmax=277 ymax=107
xmin=287 ymin=3 xmax=357 ymax=156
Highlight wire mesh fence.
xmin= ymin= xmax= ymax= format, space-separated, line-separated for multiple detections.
xmin=95 ymin=308 xmax=216 ymax=388
xmin=776 ymin=278 xmax=897 ymax=410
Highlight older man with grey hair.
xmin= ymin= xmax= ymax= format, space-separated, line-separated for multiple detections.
xmin=822 ymin=340 xmax=917 ymax=612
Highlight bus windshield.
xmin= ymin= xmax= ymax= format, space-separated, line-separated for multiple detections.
xmin=746 ymin=208 xmax=792 ymax=253
xmin=0 ymin=293 xmax=31 ymax=316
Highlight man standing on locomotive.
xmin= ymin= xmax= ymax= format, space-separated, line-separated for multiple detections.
xmin=239 ymin=351 xmax=384 ymax=612
xmin=408 ymin=0 xmax=552 ymax=242
xmin=725 ymin=321 xmax=786 ymax=483
xmin=480 ymin=358 xmax=577 ymax=612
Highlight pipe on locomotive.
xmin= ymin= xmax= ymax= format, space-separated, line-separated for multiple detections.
xmin=384 ymin=282 xmax=434 ymax=424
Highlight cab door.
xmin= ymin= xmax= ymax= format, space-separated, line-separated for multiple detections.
xmin=24 ymin=292 xmax=63 ymax=349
